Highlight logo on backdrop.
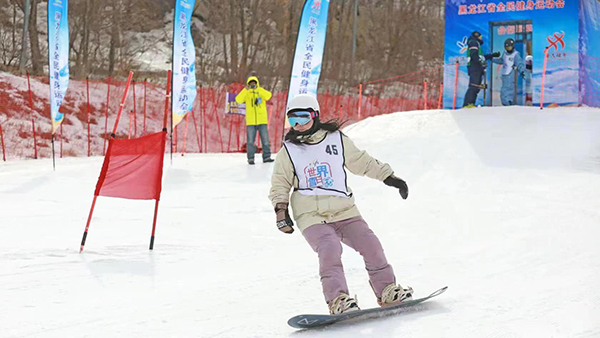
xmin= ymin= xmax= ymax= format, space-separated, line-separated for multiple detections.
xmin=546 ymin=31 xmax=565 ymax=51
xmin=304 ymin=160 xmax=334 ymax=189
xmin=545 ymin=31 xmax=566 ymax=60
xmin=457 ymin=36 xmax=468 ymax=54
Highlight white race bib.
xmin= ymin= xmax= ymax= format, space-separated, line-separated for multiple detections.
xmin=284 ymin=131 xmax=351 ymax=198
xmin=502 ymin=51 xmax=518 ymax=76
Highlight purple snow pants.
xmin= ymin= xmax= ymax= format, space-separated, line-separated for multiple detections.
xmin=302 ymin=216 xmax=396 ymax=304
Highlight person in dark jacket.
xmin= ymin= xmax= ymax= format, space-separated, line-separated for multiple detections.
xmin=463 ymin=31 xmax=500 ymax=107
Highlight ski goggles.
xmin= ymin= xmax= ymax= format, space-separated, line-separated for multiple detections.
xmin=287 ymin=110 xmax=314 ymax=126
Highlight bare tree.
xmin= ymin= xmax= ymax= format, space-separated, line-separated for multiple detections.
xmin=0 ymin=0 xmax=445 ymax=85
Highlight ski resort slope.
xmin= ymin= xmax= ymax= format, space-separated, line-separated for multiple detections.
xmin=1 ymin=106 xmax=599 ymax=338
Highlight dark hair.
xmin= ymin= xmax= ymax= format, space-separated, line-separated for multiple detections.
xmin=284 ymin=117 xmax=347 ymax=144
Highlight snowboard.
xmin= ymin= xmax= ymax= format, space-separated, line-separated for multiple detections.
xmin=287 ymin=286 xmax=447 ymax=329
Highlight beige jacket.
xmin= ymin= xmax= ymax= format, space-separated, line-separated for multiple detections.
xmin=268 ymin=129 xmax=394 ymax=232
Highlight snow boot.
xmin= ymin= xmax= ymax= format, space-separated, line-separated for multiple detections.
xmin=263 ymin=158 xmax=274 ymax=163
xmin=377 ymin=284 xmax=413 ymax=307
xmin=248 ymin=158 xmax=255 ymax=165
xmin=328 ymin=293 xmax=360 ymax=315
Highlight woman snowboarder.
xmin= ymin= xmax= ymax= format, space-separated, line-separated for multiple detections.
xmin=268 ymin=94 xmax=413 ymax=315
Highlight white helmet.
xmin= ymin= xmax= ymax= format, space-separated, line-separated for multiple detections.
xmin=286 ymin=94 xmax=320 ymax=117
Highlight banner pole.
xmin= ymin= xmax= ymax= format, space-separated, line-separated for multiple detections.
xmin=26 ymin=72 xmax=38 ymax=159
xmin=60 ymin=124 xmax=63 ymax=158
xmin=0 ymin=123 xmax=5 ymax=161
xmin=540 ymin=48 xmax=549 ymax=110
xmin=163 ymin=70 xmax=172 ymax=131
xmin=80 ymin=195 xmax=98 ymax=253
xmin=149 ymin=199 xmax=160 ymax=250
xmin=51 ymin=134 xmax=56 ymax=171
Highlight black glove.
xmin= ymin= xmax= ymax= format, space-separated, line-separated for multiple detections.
xmin=275 ymin=203 xmax=294 ymax=234
xmin=491 ymin=52 xmax=501 ymax=58
xmin=383 ymin=174 xmax=409 ymax=200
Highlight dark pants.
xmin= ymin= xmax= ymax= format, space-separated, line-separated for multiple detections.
xmin=463 ymin=67 xmax=484 ymax=107
xmin=246 ymin=124 xmax=271 ymax=160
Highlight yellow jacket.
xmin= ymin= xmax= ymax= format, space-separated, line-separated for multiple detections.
xmin=268 ymin=129 xmax=394 ymax=232
xmin=235 ymin=76 xmax=272 ymax=126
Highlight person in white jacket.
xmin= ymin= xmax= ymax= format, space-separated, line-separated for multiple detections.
xmin=269 ymin=94 xmax=413 ymax=315
xmin=492 ymin=38 xmax=526 ymax=106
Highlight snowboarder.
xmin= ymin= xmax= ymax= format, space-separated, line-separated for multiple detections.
xmin=268 ymin=94 xmax=413 ymax=315
xmin=492 ymin=38 xmax=525 ymax=106
xmin=492 ymin=38 xmax=526 ymax=106
xmin=463 ymin=31 xmax=500 ymax=108
xmin=235 ymin=76 xmax=273 ymax=165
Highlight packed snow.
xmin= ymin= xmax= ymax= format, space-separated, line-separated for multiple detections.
xmin=1 ymin=106 xmax=599 ymax=337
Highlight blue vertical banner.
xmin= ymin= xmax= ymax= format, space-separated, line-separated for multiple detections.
xmin=579 ymin=0 xmax=600 ymax=107
xmin=172 ymin=0 xmax=197 ymax=127
xmin=286 ymin=0 xmax=330 ymax=114
xmin=48 ymin=0 xmax=69 ymax=134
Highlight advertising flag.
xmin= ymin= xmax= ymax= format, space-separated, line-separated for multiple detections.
xmin=172 ymin=0 xmax=197 ymax=127
xmin=48 ymin=0 xmax=69 ymax=134
xmin=286 ymin=0 xmax=330 ymax=117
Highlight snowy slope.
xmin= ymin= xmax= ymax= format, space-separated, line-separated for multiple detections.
xmin=1 ymin=106 xmax=600 ymax=337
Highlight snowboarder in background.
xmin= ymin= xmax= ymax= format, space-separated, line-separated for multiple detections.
xmin=463 ymin=31 xmax=500 ymax=108
xmin=235 ymin=76 xmax=273 ymax=165
xmin=269 ymin=94 xmax=412 ymax=315
xmin=492 ymin=38 xmax=526 ymax=106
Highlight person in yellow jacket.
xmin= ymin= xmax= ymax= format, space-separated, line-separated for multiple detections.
xmin=235 ymin=76 xmax=273 ymax=165
xmin=269 ymin=94 xmax=413 ymax=315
